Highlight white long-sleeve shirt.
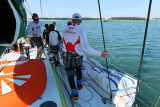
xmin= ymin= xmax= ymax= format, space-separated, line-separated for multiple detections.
xmin=63 ymin=24 xmax=102 ymax=56
xmin=26 ymin=21 xmax=42 ymax=37
xmin=2 ymin=52 xmax=27 ymax=62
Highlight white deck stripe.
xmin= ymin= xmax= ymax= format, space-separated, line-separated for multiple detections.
xmin=1 ymin=79 xmax=12 ymax=95
xmin=6 ymin=78 xmax=26 ymax=86
xmin=14 ymin=75 xmax=31 ymax=79
xmin=5 ymin=72 xmax=16 ymax=75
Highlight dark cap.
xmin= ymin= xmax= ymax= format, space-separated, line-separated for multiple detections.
xmin=32 ymin=13 xmax=38 ymax=17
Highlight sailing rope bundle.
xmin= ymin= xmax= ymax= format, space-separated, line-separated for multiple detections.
xmin=134 ymin=0 xmax=152 ymax=106
xmin=97 ymin=0 xmax=112 ymax=100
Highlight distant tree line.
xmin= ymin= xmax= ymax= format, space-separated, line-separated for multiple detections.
xmin=39 ymin=17 xmax=100 ymax=20
xmin=34 ymin=17 xmax=147 ymax=21
xmin=109 ymin=17 xmax=146 ymax=20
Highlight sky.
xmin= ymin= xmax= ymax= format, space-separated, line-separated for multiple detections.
xmin=24 ymin=0 xmax=160 ymax=19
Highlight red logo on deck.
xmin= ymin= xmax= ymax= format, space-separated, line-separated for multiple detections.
xmin=0 ymin=59 xmax=47 ymax=107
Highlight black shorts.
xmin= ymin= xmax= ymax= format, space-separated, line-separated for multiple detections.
xmin=30 ymin=36 xmax=43 ymax=48
xmin=50 ymin=45 xmax=58 ymax=54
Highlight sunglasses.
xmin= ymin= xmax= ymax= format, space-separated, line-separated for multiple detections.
xmin=33 ymin=18 xmax=39 ymax=21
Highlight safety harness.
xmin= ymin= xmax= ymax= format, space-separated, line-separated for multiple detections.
xmin=63 ymin=52 xmax=83 ymax=71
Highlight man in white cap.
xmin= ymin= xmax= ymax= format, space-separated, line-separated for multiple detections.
xmin=62 ymin=13 xmax=109 ymax=100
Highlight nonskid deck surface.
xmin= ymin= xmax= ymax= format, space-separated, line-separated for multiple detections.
xmin=54 ymin=64 xmax=114 ymax=107
xmin=29 ymin=60 xmax=66 ymax=107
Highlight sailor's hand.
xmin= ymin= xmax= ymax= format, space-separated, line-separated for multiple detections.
xmin=101 ymin=51 xmax=109 ymax=58
xmin=33 ymin=33 xmax=38 ymax=37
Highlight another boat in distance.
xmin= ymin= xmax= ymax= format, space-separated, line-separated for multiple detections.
xmin=103 ymin=18 xmax=111 ymax=22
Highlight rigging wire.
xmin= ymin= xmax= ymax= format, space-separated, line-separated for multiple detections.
xmin=39 ymin=0 xmax=45 ymax=30
xmin=40 ymin=0 xmax=43 ymax=17
xmin=134 ymin=0 xmax=152 ymax=106
xmin=155 ymin=96 xmax=160 ymax=107
xmin=24 ymin=0 xmax=33 ymax=16
xmin=23 ymin=4 xmax=32 ymax=16
xmin=97 ymin=0 xmax=112 ymax=100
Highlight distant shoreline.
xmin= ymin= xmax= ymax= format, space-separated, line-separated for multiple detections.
xmin=27 ymin=17 xmax=160 ymax=21
xmin=27 ymin=19 xmax=159 ymax=21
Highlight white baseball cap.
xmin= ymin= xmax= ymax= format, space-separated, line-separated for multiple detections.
xmin=72 ymin=13 xmax=82 ymax=20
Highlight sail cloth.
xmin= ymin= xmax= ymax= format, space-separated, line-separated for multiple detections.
xmin=0 ymin=0 xmax=27 ymax=56
xmin=82 ymin=57 xmax=137 ymax=107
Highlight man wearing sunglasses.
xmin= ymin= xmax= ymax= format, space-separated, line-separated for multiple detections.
xmin=26 ymin=13 xmax=44 ymax=59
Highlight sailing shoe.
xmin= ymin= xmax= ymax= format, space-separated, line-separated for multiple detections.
xmin=71 ymin=94 xmax=79 ymax=100
xmin=77 ymin=80 xmax=83 ymax=90
xmin=71 ymin=89 xmax=79 ymax=100
xmin=77 ymin=85 xmax=83 ymax=90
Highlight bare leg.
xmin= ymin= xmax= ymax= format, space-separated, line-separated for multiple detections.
xmin=37 ymin=46 xmax=44 ymax=58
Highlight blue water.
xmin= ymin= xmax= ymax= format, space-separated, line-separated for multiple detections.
xmin=29 ymin=20 xmax=160 ymax=106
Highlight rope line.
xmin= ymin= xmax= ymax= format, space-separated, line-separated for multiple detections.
xmin=55 ymin=66 xmax=94 ymax=102
xmin=54 ymin=66 xmax=75 ymax=107
xmin=134 ymin=0 xmax=152 ymax=106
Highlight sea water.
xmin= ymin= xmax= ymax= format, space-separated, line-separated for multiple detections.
xmin=28 ymin=20 xmax=160 ymax=106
